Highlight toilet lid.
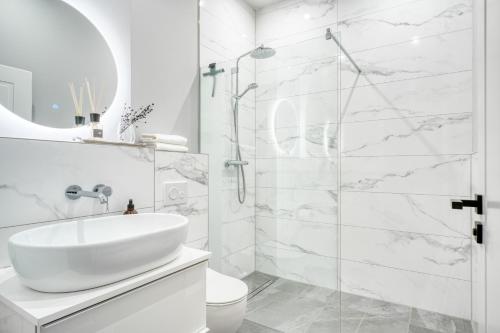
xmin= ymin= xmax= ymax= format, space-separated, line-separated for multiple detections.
xmin=206 ymin=268 xmax=248 ymax=305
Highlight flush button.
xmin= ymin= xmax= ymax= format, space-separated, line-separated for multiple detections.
xmin=163 ymin=181 xmax=188 ymax=206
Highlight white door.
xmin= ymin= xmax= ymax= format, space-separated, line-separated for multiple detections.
xmin=0 ymin=64 xmax=32 ymax=121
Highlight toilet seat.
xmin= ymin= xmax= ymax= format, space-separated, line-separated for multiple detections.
xmin=206 ymin=268 xmax=248 ymax=306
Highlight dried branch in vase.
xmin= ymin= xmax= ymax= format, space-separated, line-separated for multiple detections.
xmin=119 ymin=103 xmax=155 ymax=135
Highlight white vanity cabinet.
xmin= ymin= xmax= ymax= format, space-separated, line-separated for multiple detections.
xmin=0 ymin=248 xmax=209 ymax=333
xmin=41 ymin=263 xmax=206 ymax=333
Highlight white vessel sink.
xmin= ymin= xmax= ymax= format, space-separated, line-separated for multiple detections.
xmin=8 ymin=213 xmax=188 ymax=293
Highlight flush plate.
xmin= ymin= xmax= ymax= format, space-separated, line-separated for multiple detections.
xmin=163 ymin=181 xmax=188 ymax=206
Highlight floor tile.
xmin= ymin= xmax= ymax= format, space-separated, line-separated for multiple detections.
xmin=306 ymin=318 xmax=361 ymax=333
xmin=242 ymin=276 xmax=472 ymax=333
xmin=410 ymin=308 xmax=473 ymax=333
xmin=247 ymin=287 xmax=294 ymax=313
xmin=271 ymin=278 xmax=316 ymax=295
xmin=237 ymin=320 xmax=283 ymax=333
xmin=341 ymin=292 xmax=412 ymax=319
xmin=301 ymin=285 xmax=339 ymax=304
xmin=245 ymin=293 xmax=325 ymax=332
xmin=409 ymin=325 xmax=441 ymax=333
xmin=357 ymin=317 xmax=410 ymax=333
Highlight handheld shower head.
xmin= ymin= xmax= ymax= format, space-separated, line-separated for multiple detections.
xmin=237 ymin=83 xmax=258 ymax=99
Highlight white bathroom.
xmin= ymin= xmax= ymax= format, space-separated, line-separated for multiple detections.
xmin=1 ymin=0 xmax=500 ymax=332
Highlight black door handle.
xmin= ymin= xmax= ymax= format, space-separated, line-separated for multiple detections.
xmin=451 ymin=194 xmax=483 ymax=215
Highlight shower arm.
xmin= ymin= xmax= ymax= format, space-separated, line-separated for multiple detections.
xmin=326 ymin=28 xmax=362 ymax=74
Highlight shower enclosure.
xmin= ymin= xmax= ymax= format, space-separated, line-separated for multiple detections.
xmin=200 ymin=0 xmax=485 ymax=331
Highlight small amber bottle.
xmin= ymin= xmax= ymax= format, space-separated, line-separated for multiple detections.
xmin=124 ymin=199 xmax=138 ymax=215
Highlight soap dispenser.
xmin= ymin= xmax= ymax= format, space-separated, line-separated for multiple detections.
xmin=124 ymin=199 xmax=138 ymax=215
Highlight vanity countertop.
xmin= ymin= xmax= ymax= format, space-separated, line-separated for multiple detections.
xmin=0 ymin=247 xmax=210 ymax=326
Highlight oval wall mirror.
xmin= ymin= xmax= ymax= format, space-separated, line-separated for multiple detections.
xmin=0 ymin=0 xmax=117 ymax=129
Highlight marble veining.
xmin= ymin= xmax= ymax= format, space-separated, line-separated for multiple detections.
xmin=339 ymin=0 xmax=472 ymax=54
xmin=0 ymin=184 xmax=67 ymax=223
xmin=341 ymin=4 xmax=470 ymax=29
xmin=341 ymin=113 xmax=472 ymax=156
xmin=342 ymin=192 xmax=469 ymax=238
xmin=256 ymin=244 xmax=338 ymax=290
xmin=221 ymin=245 xmax=256 ymax=279
xmin=155 ymin=154 xmax=208 ymax=187
xmin=340 ymin=259 xmax=471 ymax=319
xmin=0 ymin=139 xmax=154 ymax=230
xmin=257 ymin=216 xmax=338 ymax=258
xmin=256 ymin=0 xmax=338 ymax=44
xmin=256 ymin=188 xmax=338 ymax=224
xmin=156 ymin=196 xmax=209 ymax=243
xmin=257 ymin=57 xmax=338 ymax=102
xmin=341 ymin=71 xmax=472 ymax=123
xmin=256 ymin=158 xmax=337 ymax=190
xmin=342 ymin=226 xmax=470 ymax=280
xmin=341 ymin=29 xmax=472 ymax=89
xmin=341 ymin=155 xmax=470 ymax=195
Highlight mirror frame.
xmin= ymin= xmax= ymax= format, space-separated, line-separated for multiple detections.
xmin=0 ymin=0 xmax=129 ymax=142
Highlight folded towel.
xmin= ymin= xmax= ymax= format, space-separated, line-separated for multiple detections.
xmin=149 ymin=143 xmax=189 ymax=152
xmin=141 ymin=134 xmax=188 ymax=146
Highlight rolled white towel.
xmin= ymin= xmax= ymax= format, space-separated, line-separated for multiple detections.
xmin=141 ymin=134 xmax=188 ymax=146
xmin=150 ymin=143 xmax=188 ymax=152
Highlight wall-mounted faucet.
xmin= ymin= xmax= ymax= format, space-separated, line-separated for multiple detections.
xmin=65 ymin=184 xmax=113 ymax=205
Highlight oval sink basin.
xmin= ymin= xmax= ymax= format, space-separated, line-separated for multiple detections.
xmin=8 ymin=213 xmax=188 ymax=293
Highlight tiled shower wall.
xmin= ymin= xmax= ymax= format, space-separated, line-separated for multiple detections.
xmin=199 ymin=0 xmax=257 ymax=278
xmin=254 ymin=0 xmax=473 ymax=319
xmin=254 ymin=0 xmax=340 ymax=291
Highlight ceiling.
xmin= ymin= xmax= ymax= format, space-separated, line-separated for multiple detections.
xmin=244 ymin=0 xmax=284 ymax=9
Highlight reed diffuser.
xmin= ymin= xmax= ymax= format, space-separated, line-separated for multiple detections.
xmin=69 ymin=82 xmax=85 ymax=127
xmin=85 ymin=78 xmax=104 ymax=139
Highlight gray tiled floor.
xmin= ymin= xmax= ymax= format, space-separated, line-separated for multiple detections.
xmin=238 ymin=274 xmax=473 ymax=333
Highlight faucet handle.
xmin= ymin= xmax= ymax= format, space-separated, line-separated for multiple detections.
xmin=65 ymin=185 xmax=83 ymax=200
xmin=93 ymin=184 xmax=113 ymax=197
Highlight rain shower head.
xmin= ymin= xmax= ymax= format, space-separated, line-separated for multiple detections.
xmin=250 ymin=45 xmax=276 ymax=59
xmin=237 ymin=83 xmax=258 ymax=99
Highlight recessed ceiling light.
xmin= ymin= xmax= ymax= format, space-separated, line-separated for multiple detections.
xmin=303 ymin=13 xmax=311 ymax=20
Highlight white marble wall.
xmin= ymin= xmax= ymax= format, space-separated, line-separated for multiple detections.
xmin=154 ymin=151 xmax=209 ymax=250
xmin=0 ymin=138 xmax=154 ymax=267
xmin=0 ymin=138 xmax=209 ymax=268
xmin=255 ymin=0 xmax=340 ymax=290
xmin=199 ymin=0 xmax=255 ymax=68
xmin=338 ymin=0 xmax=473 ymax=320
xmin=199 ymin=0 xmax=257 ymax=278
xmin=254 ymin=0 xmax=474 ymax=319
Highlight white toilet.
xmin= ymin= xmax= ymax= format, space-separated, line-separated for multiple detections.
xmin=206 ymin=268 xmax=248 ymax=333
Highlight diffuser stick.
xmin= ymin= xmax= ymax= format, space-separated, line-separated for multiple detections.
xmin=69 ymin=82 xmax=81 ymax=116
xmin=78 ymin=86 xmax=84 ymax=117
xmin=85 ymin=78 xmax=96 ymax=114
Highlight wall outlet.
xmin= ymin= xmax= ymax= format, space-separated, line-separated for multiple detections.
xmin=162 ymin=181 xmax=187 ymax=206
